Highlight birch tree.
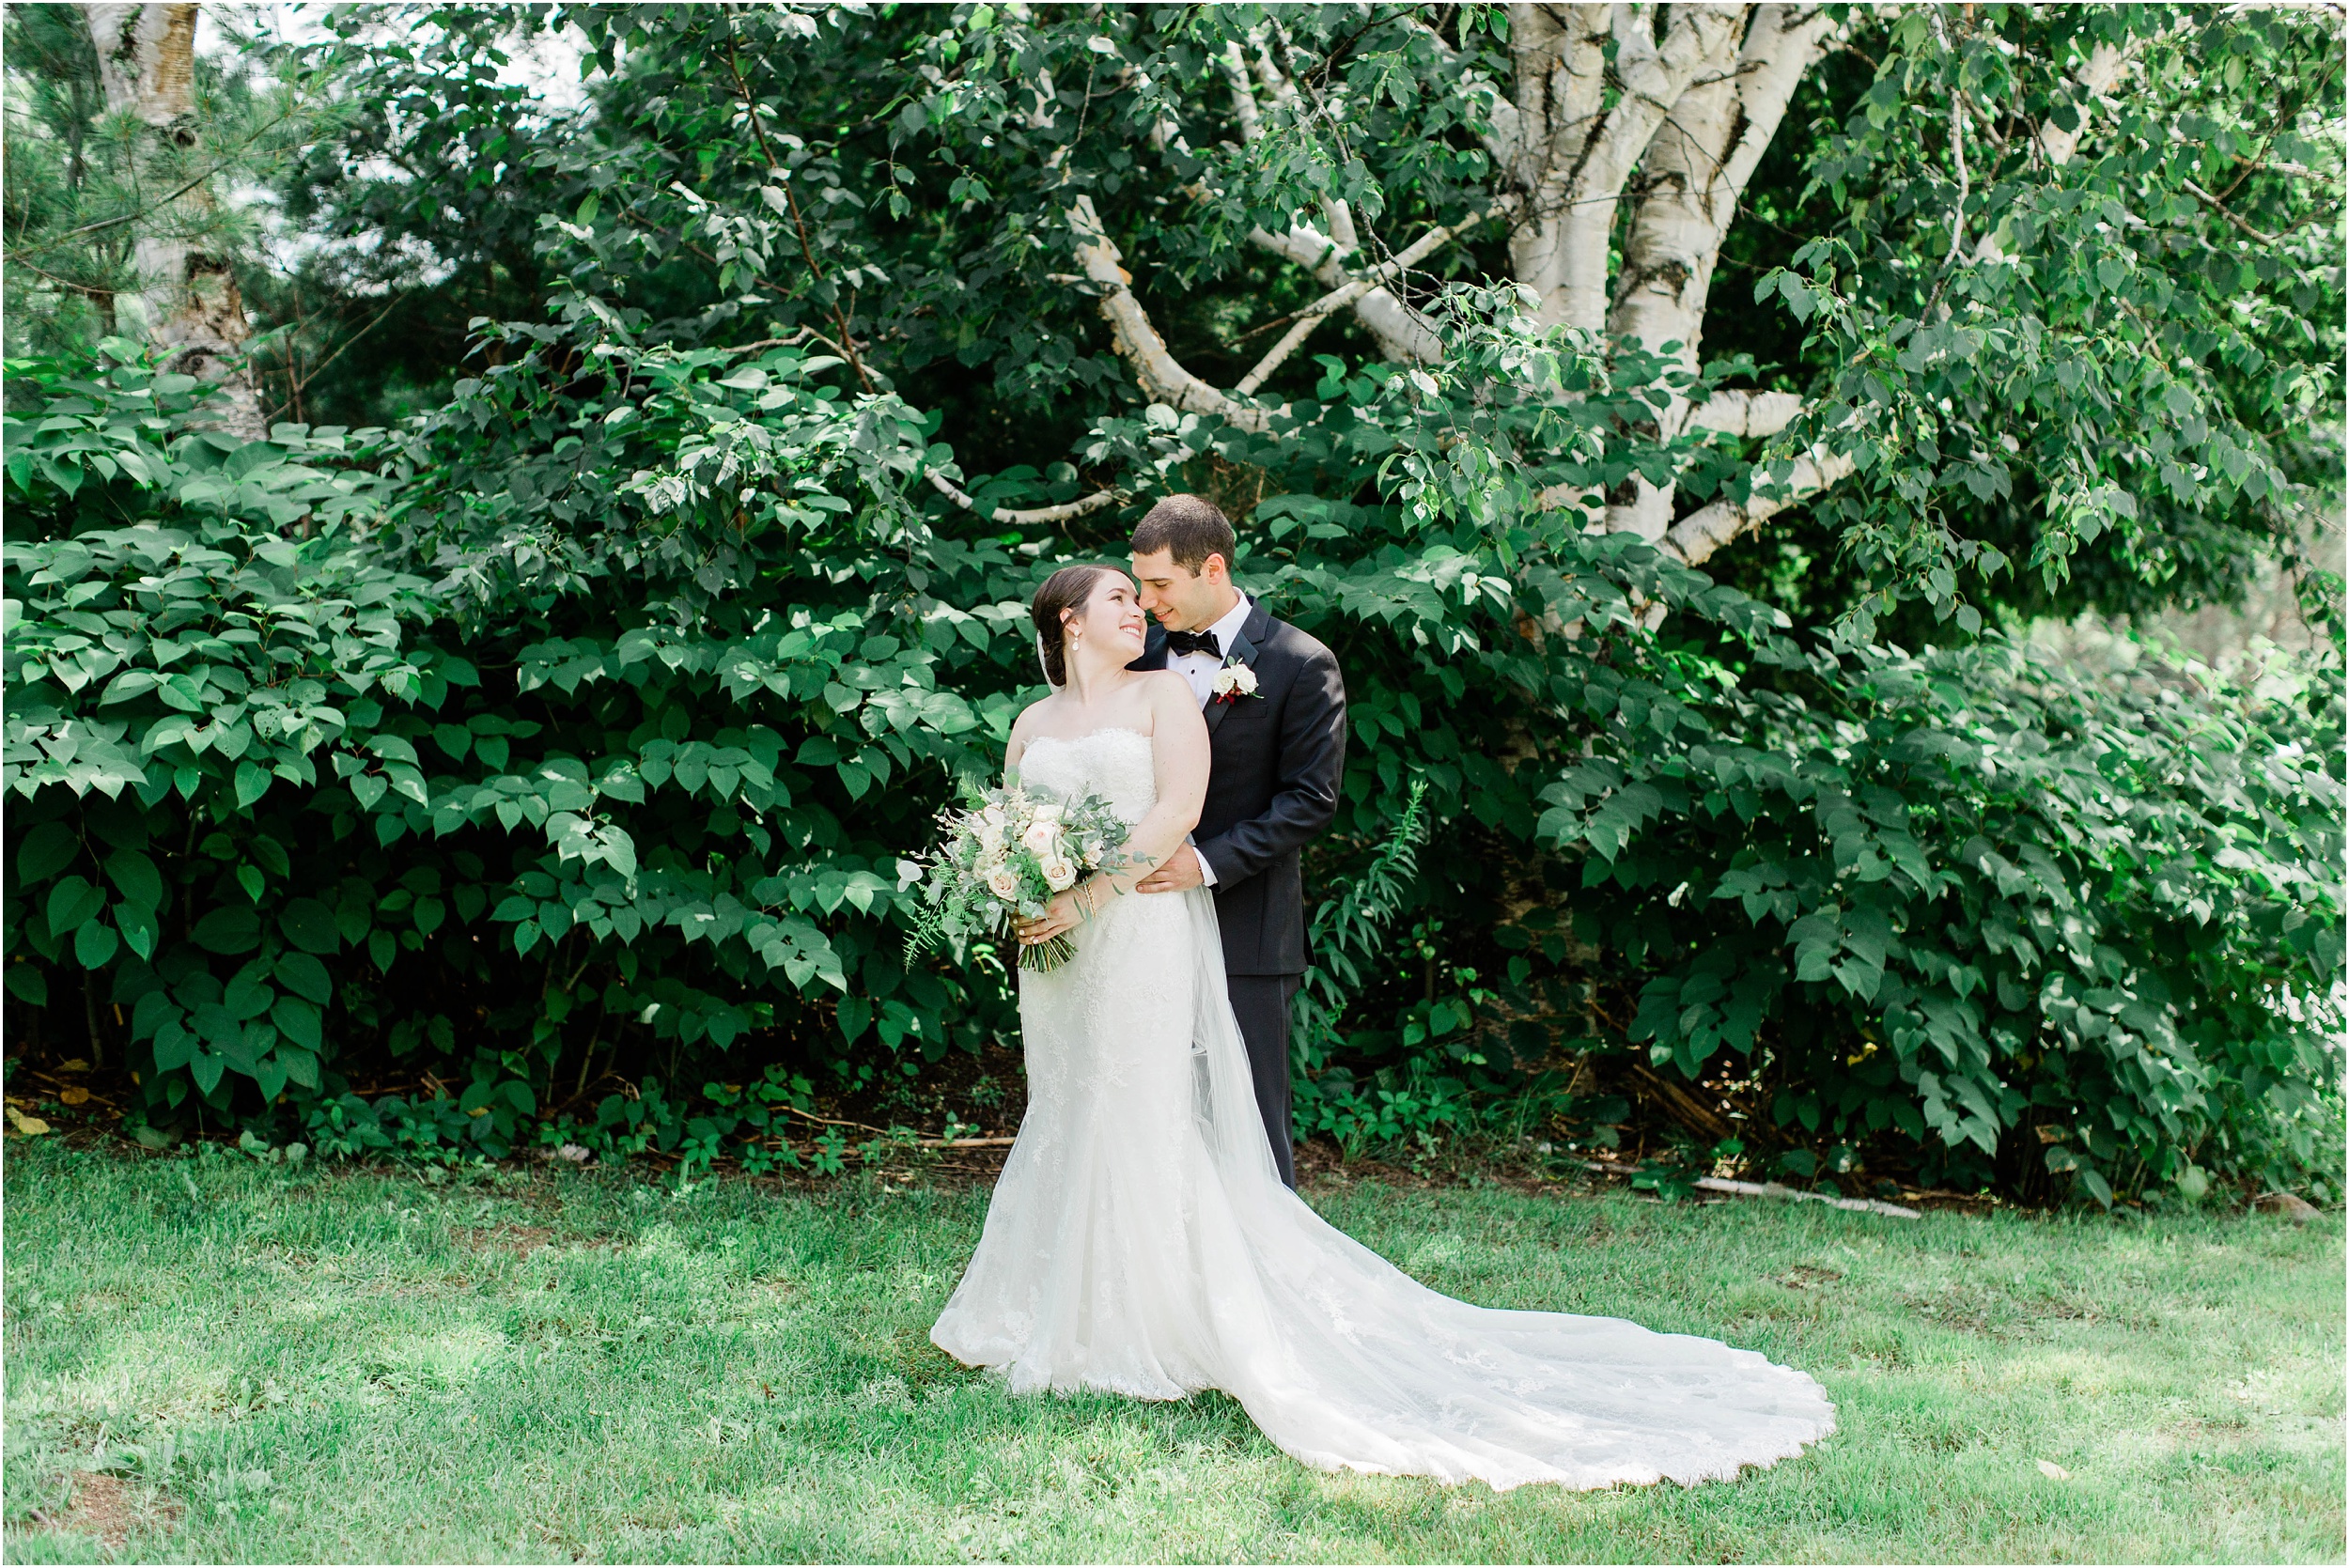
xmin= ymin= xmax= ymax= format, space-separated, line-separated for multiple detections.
xmin=902 ymin=4 xmax=2331 ymax=629
xmin=296 ymin=2 xmax=2339 ymax=632
xmin=77 ymin=1 xmax=264 ymax=438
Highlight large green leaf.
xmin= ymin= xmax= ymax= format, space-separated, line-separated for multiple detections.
xmin=190 ymin=905 xmax=262 ymax=955
xmin=276 ymin=898 xmax=341 ymax=955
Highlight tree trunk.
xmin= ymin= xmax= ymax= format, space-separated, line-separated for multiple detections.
xmin=81 ymin=2 xmax=264 ymax=441
xmin=1043 ymin=6 xmax=1851 ymax=570
xmin=1599 ymin=4 xmax=1836 ymax=543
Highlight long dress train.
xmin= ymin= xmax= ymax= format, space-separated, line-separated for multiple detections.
xmin=930 ymin=727 xmax=1834 ymax=1491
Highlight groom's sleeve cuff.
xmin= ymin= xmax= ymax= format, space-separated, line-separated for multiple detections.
xmin=1192 ymin=841 xmax=1218 ymax=886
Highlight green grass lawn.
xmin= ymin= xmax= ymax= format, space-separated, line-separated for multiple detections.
xmin=3 ymin=1142 xmax=2340 ymax=1564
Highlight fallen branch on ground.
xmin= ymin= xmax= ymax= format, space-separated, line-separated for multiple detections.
xmin=1579 ymin=1157 xmax=1922 ymax=1219
xmin=779 ymin=1104 xmax=1016 ymax=1149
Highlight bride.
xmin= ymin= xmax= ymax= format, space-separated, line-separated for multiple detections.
xmin=929 ymin=564 xmax=1836 ymax=1492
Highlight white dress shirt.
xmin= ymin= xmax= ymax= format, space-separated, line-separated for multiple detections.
xmin=1166 ymin=594 xmax=1252 ymax=887
xmin=1168 ymin=594 xmax=1253 ymax=706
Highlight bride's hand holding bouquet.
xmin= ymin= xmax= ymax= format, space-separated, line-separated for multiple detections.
xmin=903 ymin=776 xmax=1131 ymax=971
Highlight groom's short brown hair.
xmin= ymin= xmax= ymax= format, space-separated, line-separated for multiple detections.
xmin=1131 ymin=494 xmax=1237 ymax=577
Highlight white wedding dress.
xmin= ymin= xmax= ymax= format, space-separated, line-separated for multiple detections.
xmin=931 ymin=727 xmax=1835 ymax=1491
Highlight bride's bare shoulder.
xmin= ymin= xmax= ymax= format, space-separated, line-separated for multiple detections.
xmin=1139 ymin=670 xmax=1206 ymax=734
xmin=1009 ymin=695 xmax=1064 ymax=741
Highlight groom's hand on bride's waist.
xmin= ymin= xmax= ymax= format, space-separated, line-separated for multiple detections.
xmin=1135 ymin=846 xmax=1207 ymax=893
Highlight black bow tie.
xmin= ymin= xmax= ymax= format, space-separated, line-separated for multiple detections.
xmin=1165 ymin=629 xmax=1221 ymax=659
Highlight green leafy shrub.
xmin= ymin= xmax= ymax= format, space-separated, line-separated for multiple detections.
xmin=4 ymin=334 xmax=1019 ymax=1148
xmin=6 ymin=317 xmax=2340 ymax=1208
xmin=1536 ymin=634 xmax=2344 ymax=1204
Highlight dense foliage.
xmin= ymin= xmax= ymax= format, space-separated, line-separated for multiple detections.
xmin=8 ymin=312 xmax=2340 ymax=1203
xmin=4 ymin=3 xmax=2341 ymax=1206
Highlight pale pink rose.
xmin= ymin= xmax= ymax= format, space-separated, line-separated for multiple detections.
xmin=986 ymin=866 xmax=1021 ymax=901
xmin=1041 ymin=857 xmax=1077 ymax=891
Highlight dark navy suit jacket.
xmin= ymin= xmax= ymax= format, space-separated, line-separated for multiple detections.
xmin=1130 ymin=600 xmax=1346 ymax=976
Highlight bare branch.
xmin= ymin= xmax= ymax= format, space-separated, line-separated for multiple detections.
xmin=2183 ymin=177 xmax=2285 ymax=244
xmin=1067 ymin=194 xmax=1270 ymax=430
xmin=1685 ymin=389 xmax=1808 ymax=439
xmin=1236 ymin=210 xmax=1498 ymax=394
xmin=1220 ymin=41 xmax=1264 ymax=143
xmin=1250 ymin=222 xmax=1346 ymax=284
xmin=1921 ymin=49 xmax=1971 ymax=317
xmin=1247 ymin=214 xmax=1453 ymax=365
xmin=1664 ymin=445 xmax=1856 ymax=566
xmin=926 ymin=469 xmax=1123 ymax=526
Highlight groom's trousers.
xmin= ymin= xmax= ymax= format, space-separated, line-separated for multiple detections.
xmin=1226 ymin=974 xmax=1301 ymax=1188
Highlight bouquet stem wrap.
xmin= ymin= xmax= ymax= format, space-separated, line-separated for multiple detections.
xmin=1017 ymin=929 xmax=1079 ymax=971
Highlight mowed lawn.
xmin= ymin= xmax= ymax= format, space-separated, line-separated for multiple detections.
xmin=2 ymin=1143 xmax=2340 ymax=1564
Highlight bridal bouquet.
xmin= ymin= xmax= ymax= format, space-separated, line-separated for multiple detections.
xmin=904 ymin=778 xmax=1130 ymax=970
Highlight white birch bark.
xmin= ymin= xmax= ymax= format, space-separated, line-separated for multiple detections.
xmin=1505 ymin=4 xmax=1743 ymax=334
xmin=1601 ymin=4 xmax=1838 ymax=543
xmin=1056 ymin=5 xmax=1859 ymax=567
xmin=1667 ymin=446 xmax=1858 ymax=566
xmin=83 ymin=1 xmax=264 ymax=441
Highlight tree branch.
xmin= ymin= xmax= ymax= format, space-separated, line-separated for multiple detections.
xmin=1066 ymin=194 xmax=1269 ymax=429
xmin=926 ymin=469 xmax=1123 ymax=526
xmin=2183 ymin=177 xmax=2284 ymax=245
xmin=721 ymin=11 xmax=876 ymax=394
xmin=1223 ymin=31 xmax=1439 ymax=362
xmin=1664 ymin=444 xmax=1856 ymax=566
xmin=2034 ymin=41 xmax=2133 ymax=167
xmin=1685 ymin=389 xmax=1808 ymax=439
xmin=1219 ymin=40 xmax=1263 ymax=143
xmin=1235 ymin=209 xmax=1496 ymax=394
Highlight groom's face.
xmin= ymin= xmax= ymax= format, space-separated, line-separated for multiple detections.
xmin=1131 ymin=549 xmax=1232 ymax=632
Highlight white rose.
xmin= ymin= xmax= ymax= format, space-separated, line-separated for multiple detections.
xmin=1227 ymin=664 xmax=1258 ymax=695
xmin=974 ymin=818 xmax=1004 ymax=852
xmin=1041 ymin=857 xmax=1077 ymax=891
xmin=1034 ymin=798 xmax=1063 ymax=821
xmin=1019 ymin=820 xmax=1058 ymax=854
xmin=986 ymin=866 xmax=1021 ymax=901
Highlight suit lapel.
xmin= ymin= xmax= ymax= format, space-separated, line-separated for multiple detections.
xmin=1203 ymin=601 xmax=1272 ymax=737
xmin=1130 ymin=625 xmax=1169 ymax=673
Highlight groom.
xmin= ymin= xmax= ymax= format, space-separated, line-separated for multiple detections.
xmin=1127 ymin=495 xmax=1346 ymax=1188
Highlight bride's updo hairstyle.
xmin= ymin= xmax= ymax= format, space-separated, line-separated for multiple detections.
xmin=1031 ymin=565 xmax=1119 ymax=687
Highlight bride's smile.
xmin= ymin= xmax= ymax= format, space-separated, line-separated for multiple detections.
xmin=1061 ymin=574 xmax=1150 ymax=669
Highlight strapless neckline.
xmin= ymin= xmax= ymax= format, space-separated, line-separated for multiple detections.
xmin=1023 ymin=726 xmax=1152 ymax=753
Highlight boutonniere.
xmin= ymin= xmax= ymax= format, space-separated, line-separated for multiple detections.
xmin=1208 ymin=656 xmax=1261 ymax=705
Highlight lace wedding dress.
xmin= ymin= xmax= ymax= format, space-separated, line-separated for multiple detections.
xmin=930 ymin=727 xmax=1835 ymax=1491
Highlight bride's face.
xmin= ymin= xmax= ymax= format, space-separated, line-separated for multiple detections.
xmin=1071 ymin=572 xmax=1148 ymax=663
